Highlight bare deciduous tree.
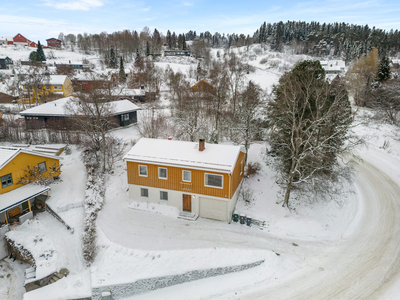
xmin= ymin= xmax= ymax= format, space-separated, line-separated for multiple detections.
xmin=269 ymin=61 xmax=353 ymax=208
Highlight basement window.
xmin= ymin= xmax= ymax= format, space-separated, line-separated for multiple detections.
xmin=140 ymin=188 xmax=148 ymax=198
xmin=1 ymin=173 xmax=13 ymax=188
xmin=205 ymin=173 xmax=223 ymax=189
xmin=160 ymin=191 xmax=168 ymax=201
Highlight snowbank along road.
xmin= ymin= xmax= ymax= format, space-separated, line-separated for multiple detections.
xmin=234 ymin=156 xmax=400 ymax=299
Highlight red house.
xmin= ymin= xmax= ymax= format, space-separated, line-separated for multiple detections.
xmin=12 ymin=34 xmax=36 ymax=47
xmin=46 ymin=38 xmax=61 ymax=48
xmin=13 ymin=33 xmax=29 ymax=46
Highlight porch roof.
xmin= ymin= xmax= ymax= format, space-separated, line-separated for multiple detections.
xmin=0 ymin=184 xmax=50 ymax=214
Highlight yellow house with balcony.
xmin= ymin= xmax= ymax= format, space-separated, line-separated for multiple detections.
xmin=0 ymin=147 xmax=61 ymax=225
xmin=21 ymin=75 xmax=74 ymax=104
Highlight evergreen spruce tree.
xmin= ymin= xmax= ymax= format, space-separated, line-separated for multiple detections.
xmin=182 ymin=35 xmax=187 ymax=50
xmin=377 ymin=56 xmax=391 ymax=82
xmin=36 ymin=41 xmax=46 ymax=62
xmin=166 ymin=30 xmax=172 ymax=49
xmin=119 ymin=57 xmax=125 ymax=82
xmin=146 ymin=41 xmax=150 ymax=56
xmin=109 ymin=47 xmax=117 ymax=68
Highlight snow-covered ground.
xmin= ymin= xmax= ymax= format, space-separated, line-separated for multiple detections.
xmin=1 ymin=44 xmax=400 ymax=299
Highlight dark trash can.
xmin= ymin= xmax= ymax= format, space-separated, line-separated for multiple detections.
xmin=246 ymin=216 xmax=252 ymax=226
xmin=233 ymin=212 xmax=239 ymax=222
xmin=239 ymin=215 xmax=245 ymax=224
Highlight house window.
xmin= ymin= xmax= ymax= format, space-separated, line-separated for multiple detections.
xmin=158 ymin=167 xmax=167 ymax=179
xmin=160 ymin=191 xmax=168 ymax=201
xmin=121 ymin=113 xmax=129 ymax=121
xmin=38 ymin=162 xmax=46 ymax=173
xmin=182 ymin=170 xmax=191 ymax=182
xmin=1 ymin=173 xmax=13 ymax=188
xmin=139 ymin=165 xmax=147 ymax=177
xmin=205 ymin=173 xmax=223 ymax=188
xmin=140 ymin=188 xmax=148 ymax=198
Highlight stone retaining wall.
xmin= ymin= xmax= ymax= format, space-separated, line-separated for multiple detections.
xmin=92 ymin=260 xmax=264 ymax=300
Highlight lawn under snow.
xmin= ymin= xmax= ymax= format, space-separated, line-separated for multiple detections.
xmin=1 ymin=44 xmax=400 ymax=299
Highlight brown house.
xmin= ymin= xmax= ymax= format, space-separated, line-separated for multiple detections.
xmin=124 ymin=138 xmax=245 ymax=222
xmin=190 ymin=80 xmax=215 ymax=93
xmin=46 ymin=38 xmax=62 ymax=48
xmin=0 ymin=92 xmax=15 ymax=103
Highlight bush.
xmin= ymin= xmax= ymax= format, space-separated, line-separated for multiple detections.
xmin=240 ymin=184 xmax=254 ymax=206
xmin=246 ymin=162 xmax=261 ymax=177
xmin=260 ymin=57 xmax=268 ymax=64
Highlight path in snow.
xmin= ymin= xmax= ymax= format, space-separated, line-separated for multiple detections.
xmin=232 ymin=156 xmax=400 ymax=299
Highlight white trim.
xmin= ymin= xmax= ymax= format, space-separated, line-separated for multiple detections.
xmin=138 ymin=165 xmax=147 ymax=177
xmin=182 ymin=170 xmax=191 ymax=182
xmin=158 ymin=167 xmax=167 ymax=180
xmin=204 ymin=173 xmax=223 ymax=189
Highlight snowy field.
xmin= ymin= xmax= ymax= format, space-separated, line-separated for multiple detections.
xmin=1 ymin=44 xmax=400 ymax=299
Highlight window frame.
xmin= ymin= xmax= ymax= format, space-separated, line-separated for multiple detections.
xmin=121 ymin=113 xmax=129 ymax=121
xmin=138 ymin=165 xmax=148 ymax=177
xmin=204 ymin=173 xmax=223 ymax=189
xmin=158 ymin=167 xmax=167 ymax=180
xmin=140 ymin=188 xmax=148 ymax=198
xmin=1 ymin=173 xmax=13 ymax=188
xmin=38 ymin=161 xmax=47 ymax=173
xmin=182 ymin=170 xmax=191 ymax=182
xmin=160 ymin=191 xmax=168 ymax=201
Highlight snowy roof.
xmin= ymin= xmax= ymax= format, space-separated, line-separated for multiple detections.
xmin=113 ymin=88 xmax=146 ymax=97
xmin=0 ymin=146 xmax=61 ymax=171
xmin=49 ymin=75 xmax=69 ymax=85
xmin=0 ymin=184 xmax=50 ymax=214
xmin=124 ymin=138 xmax=243 ymax=174
xmin=20 ymin=97 xmax=140 ymax=117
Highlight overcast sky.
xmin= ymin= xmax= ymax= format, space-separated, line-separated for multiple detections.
xmin=1 ymin=0 xmax=400 ymax=43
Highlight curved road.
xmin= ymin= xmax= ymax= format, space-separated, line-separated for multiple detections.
xmin=235 ymin=157 xmax=400 ymax=299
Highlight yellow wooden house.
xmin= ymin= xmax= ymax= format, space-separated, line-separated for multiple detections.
xmin=0 ymin=147 xmax=61 ymax=225
xmin=21 ymin=75 xmax=74 ymax=104
xmin=124 ymin=138 xmax=245 ymax=222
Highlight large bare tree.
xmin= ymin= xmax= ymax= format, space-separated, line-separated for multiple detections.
xmin=269 ymin=61 xmax=353 ymax=208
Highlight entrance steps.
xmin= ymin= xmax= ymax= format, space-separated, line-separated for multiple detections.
xmin=178 ymin=211 xmax=198 ymax=221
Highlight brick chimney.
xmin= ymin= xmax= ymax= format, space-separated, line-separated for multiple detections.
xmin=199 ymin=139 xmax=205 ymax=151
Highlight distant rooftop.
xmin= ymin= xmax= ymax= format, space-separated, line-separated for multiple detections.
xmin=20 ymin=96 xmax=139 ymax=117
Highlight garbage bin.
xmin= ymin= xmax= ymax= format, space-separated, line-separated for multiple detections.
xmin=233 ymin=212 xmax=239 ymax=222
xmin=239 ymin=214 xmax=245 ymax=224
xmin=246 ymin=216 xmax=252 ymax=226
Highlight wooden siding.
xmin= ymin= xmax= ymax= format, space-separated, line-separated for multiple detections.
xmin=126 ymin=161 xmax=231 ymax=199
xmin=0 ymin=153 xmax=61 ymax=194
xmin=230 ymin=151 xmax=245 ymax=197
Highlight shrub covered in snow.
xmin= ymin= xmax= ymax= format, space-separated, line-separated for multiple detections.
xmin=81 ymin=150 xmax=105 ymax=265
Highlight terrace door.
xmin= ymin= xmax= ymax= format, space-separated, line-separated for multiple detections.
xmin=182 ymin=194 xmax=192 ymax=212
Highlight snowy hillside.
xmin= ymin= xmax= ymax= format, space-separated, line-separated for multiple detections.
xmin=1 ymin=44 xmax=400 ymax=300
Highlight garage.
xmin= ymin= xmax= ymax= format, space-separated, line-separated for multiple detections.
xmin=199 ymin=197 xmax=228 ymax=222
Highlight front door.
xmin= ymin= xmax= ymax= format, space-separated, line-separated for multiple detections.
xmin=183 ymin=194 xmax=192 ymax=212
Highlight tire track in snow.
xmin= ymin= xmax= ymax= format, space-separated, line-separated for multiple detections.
xmin=233 ymin=158 xmax=400 ymax=300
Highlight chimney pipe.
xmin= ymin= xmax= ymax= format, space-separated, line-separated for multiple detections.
xmin=199 ymin=139 xmax=205 ymax=151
